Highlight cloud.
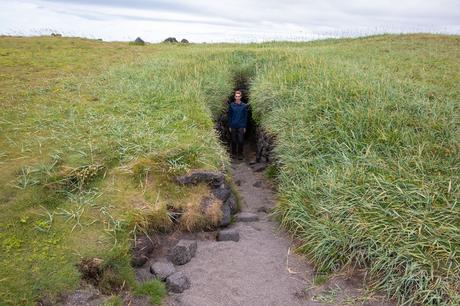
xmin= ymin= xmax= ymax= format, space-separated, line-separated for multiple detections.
xmin=1 ymin=0 xmax=460 ymax=42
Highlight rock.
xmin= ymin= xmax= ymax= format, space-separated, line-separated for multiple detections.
xmin=150 ymin=261 xmax=175 ymax=280
xmin=135 ymin=268 xmax=154 ymax=282
xmin=36 ymin=296 xmax=54 ymax=306
xmin=236 ymin=212 xmax=259 ymax=222
xmin=257 ymin=206 xmax=269 ymax=213
xmin=255 ymin=128 xmax=275 ymax=163
xmin=253 ymin=180 xmax=262 ymax=188
xmin=219 ymin=201 xmax=232 ymax=227
xmin=199 ymin=196 xmax=214 ymax=213
xmin=78 ymin=258 xmax=104 ymax=284
xmin=168 ymin=240 xmax=197 ymax=265
xmin=211 ymin=184 xmax=231 ymax=202
xmin=166 ymin=271 xmax=190 ymax=293
xmin=248 ymin=160 xmax=257 ymax=165
xmin=180 ymin=38 xmax=189 ymax=43
xmin=134 ymin=37 xmax=145 ymax=44
xmin=62 ymin=287 xmax=102 ymax=306
xmin=163 ymin=37 xmax=178 ymax=43
xmin=131 ymin=255 xmax=148 ymax=267
xmin=252 ymin=163 xmax=267 ymax=172
xmin=225 ymin=194 xmax=238 ymax=214
xmin=123 ymin=295 xmax=151 ymax=306
xmin=132 ymin=235 xmax=156 ymax=267
xmin=217 ymin=229 xmax=240 ymax=242
xmin=176 ymin=171 xmax=224 ymax=187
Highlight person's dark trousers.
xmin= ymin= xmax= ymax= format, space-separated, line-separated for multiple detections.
xmin=231 ymin=128 xmax=245 ymax=158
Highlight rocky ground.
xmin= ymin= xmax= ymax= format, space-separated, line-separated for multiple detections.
xmin=160 ymin=159 xmax=393 ymax=306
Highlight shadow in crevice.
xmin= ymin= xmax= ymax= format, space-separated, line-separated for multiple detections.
xmin=215 ymin=73 xmax=273 ymax=164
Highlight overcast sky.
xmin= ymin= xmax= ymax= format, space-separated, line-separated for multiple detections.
xmin=1 ymin=0 xmax=459 ymax=42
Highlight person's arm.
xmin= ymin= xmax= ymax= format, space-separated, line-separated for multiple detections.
xmin=243 ymin=105 xmax=248 ymax=132
xmin=228 ymin=104 xmax=233 ymax=131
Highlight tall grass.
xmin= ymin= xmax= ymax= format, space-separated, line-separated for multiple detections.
xmin=0 ymin=37 xmax=235 ymax=304
xmin=249 ymin=34 xmax=460 ymax=304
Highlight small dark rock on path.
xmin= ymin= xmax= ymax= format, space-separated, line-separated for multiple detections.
xmin=168 ymin=240 xmax=197 ymax=265
xmin=150 ymin=261 xmax=176 ymax=281
xmin=253 ymin=180 xmax=262 ymax=188
xmin=166 ymin=272 xmax=191 ymax=293
xmin=217 ymin=229 xmax=240 ymax=242
xmin=236 ymin=212 xmax=259 ymax=222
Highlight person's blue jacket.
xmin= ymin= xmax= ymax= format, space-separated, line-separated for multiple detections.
xmin=228 ymin=102 xmax=248 ymax=128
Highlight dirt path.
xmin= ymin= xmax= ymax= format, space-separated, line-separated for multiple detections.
xmin=165 ymin=160 xmax=392 ymax=306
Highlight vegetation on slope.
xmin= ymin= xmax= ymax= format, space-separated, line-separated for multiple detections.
xmin=1 ymin=34 xmax=459 ymax=305
xmin=0 ymin=37 xmax=234 ymax=305
xmin=250 ymin=34 xmax=460 ymax=305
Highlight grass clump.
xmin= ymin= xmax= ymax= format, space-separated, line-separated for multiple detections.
xmin=103 ymin=295 xmax=123 ymax=306
xmin=134 ymin=280 xmax=167 ymax=305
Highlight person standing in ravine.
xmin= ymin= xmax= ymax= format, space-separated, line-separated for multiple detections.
xmin=228 ymin=90 xmax=248 ymax=160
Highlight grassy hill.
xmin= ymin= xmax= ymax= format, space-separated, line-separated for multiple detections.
xmin=0 ymin=34 xmax=459 ymax=305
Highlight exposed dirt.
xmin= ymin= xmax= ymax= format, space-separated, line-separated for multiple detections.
xmin=164 ymin=156 xmax=394 ymax=306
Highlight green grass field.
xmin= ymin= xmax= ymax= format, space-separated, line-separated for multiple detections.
xmin=0 ymin=34 xmax=459 ymax=305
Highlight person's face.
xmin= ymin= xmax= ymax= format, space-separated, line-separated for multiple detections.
xmin=235 ymin=93 xmax=242 ymax=102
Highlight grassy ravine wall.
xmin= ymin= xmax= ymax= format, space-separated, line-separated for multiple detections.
xmin=1 ymin=34 xmax=459 ymax=305
xmin=250 ymin=35 xmax=460 ymax=305
xmin=0 ymin=38 xmax=236 ymax=304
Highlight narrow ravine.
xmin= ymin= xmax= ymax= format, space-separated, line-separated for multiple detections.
xmin=164 ymin=156 xmax=393 ymax=306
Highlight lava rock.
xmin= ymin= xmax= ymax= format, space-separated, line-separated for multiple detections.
xmin=62 ymin=287 xmax=103 ymax=306
xmin=150 ymin=261 xmax=175 ymax=280
xmin=253 ymin=180 xmax=262 ymax=188
xmin=78 ymin=257 xmax=104 ymax=283
xmin=257 ymin=206 xmax=269 ymax=213
xmin=135 ymin=268 xmax=154 ymax=283
xmin=131 ymin=235 xmax=156 ymax=267
xmin=252 ymin=163 xmax=267 ymax=172
xmin=217 ymin=229 xmax=240 ymax=242
xmin=219 ymin=201 xmax=232 ymax=227
xmin=168 ymin=240 xmax=197 ymax=265
xmin=176 ymin=171 xmax=224 ymax=187
xmin=200 ymin=196 xmax=214 ymax=212
xmin=131 ymin=256 xmax=148 ymax=268
xmin=163 ymin=37 xmax=178 ymax=43
xmin=211 ymin=184 xmax=231 ymax=202
xmin=236 ymin=212 xmax=259 ymax=222
xmin=124 ymin=295 xmax=151 ymax=306
xmin=134 ymin=37 xmax=145 ymax=44
xmin=255 ymin=127 xmax=275 ymax=163
xmin=225 ymin=193 xmax=238 ymax=214
xmin=166 ymin=272 xmax=190 ymax=293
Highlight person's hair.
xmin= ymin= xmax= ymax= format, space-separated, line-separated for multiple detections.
xmin=234 ymin=90 xmax=242 ymax=96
